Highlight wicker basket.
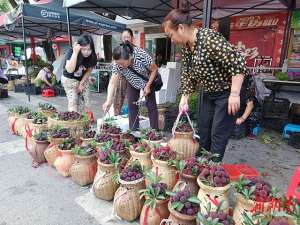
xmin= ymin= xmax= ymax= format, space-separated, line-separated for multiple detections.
xmin=92 ymin=160 xmax=119 ymax=201
xmin=80 ymin=137 xmax=94 ymax=146
xmin=129 ymin=146 xmax=152 ymax=170
xmin=32 ymin=123 xmax=48 ymax=136
xmin=197 ymin=178 xmax=230 ymax=214
xmin=37 ymin=108 xmax=57 ymax=118
xmin=174 ymin=173 xmax=199 ymax=195
xmin=30 ymin=139 xmax=49 ymax=163
xmin=140 ymin=198 xmax=170 ymax=225
xmin=23 ymin=118 xmax=34 ymax=138
xmin=151 ymin=156 xmax=177 ymax=190
xmin=168 ymin=131 xmax=199 ymax=160
xmin=163 ymin=201 xmax=196 ymax=225
xmin=8 ymin=112 xmax=17 ymax=135
xmin=144 ymin=139 xmax=163 ymax=148
xmin=70 ymin=154 xmax=97 ymax=186
xmin=114 ymin=177 xmax=145 ymax=221
xmin=54 ymin=149 xmax=75 ymax=177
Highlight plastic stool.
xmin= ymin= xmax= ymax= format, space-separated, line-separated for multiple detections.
xmin=223 ymin=164 xmax=260 ymax=181
xmin=42 ymin=88 xmax=55 ymax=97
xmin=283 ymin=123 xmax=300 ymax=138
xmin=121 ymin=105 xmax=128 ymax=115
xmin=286 ymin=166 xmax=300 ymax=201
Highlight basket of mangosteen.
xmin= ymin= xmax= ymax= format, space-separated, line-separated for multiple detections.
xmin=31 ymin=113 xmax=48 ymax=136
xmin=196 ymin=201 xmax=235 ymax=225
xmin=94 ymin=133 xmax=115 ymax=148
xmin=80 ymin=129 xmax=96 ymax=146
xmin=54 ymin=138 xmax=76 ymax=177
xmin=30 ymin=130 xmax=49 ymax=164
xmin=163 ymin=187 xmax=201 ymax=225
xmin=139 ymin=171 xmax=170 ymax=225
xmin=45 ymin=126 xmax=70 ymax=167
xmin=113 ymin=162 xmax=145 ymax=221
xmin=141 ymin=128 xmax=164 ymax=147
xmin=8 ymin=106 xmax=31 ymax=136
xmin=168 ymin=118 xmax=199 ymax=160
xmin=129 ymin=141 xmax=152 ymax=170
xmin=197 ymin=164 xmax=231 ymax=214
xmin=37 ymin=102 xmax=57 ymax=118
xmin=150 ymin=145 xmax=177 ymax=190
xmin=92 ymin=143 xmax=121 ymax=201
xmin=69 ymin=144 xmax=98 ymax=186
xmin=232 ymin=176 xmax=279 ymax=225
xmin=48 ymin=111 xmax=86 ymax=140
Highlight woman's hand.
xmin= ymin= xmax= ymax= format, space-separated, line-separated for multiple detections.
xmin=179 ymin=95 xmax=189 ymax=113
xmin=102 ymin=100 xmax=112 ymax=113
xmin=73 ymin=43 xmax=81 ymax=54
xmin=236 ymin=117 xmax=245 ymax=125
xmin=143 ymin=84 xmax=151 ymax=96
xmin=76 ymin=83 xmax=84 ymax=93
xmin=228 ymin=95 xmax=240 ymax=115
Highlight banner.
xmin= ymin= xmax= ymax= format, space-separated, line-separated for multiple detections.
xmin=230 ymin=12 xmax=287 ymax=67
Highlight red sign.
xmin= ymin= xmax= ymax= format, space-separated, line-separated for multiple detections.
xmin=230 ymin=12 xmax=287 ymax=67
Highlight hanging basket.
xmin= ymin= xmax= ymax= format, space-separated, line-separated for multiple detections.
xmin=70 ymin=154 xmax=97 ymax=186
xmin=168 ymin=131 xmax=199 ymax=160
xmin=92 ymin=160 xmax=119 ymax=201
xmin=197 ymin=177 xmax=230 ymax=214
xmin=113 ymin=177 xmax=145 ymax=221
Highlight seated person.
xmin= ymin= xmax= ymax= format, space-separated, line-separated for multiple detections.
xmin=0 ymin=69 xmax=8 ymax=87
xmin=33 ymin=65 xmax=56 ymax=88
xmin=232 ymin=74 xmax=260 ymax=138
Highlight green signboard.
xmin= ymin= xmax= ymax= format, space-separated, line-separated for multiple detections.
xmin=292 ymin=11 xmax=300 ymax=28
xmin=13 ymin=46 xmax=22 ymax=57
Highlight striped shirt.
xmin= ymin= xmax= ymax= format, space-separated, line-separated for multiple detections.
xmin=112 ymin=47 xmax=152 ymax=90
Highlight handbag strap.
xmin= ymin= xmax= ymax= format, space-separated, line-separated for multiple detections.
xmin=128 ymin=66 xmax=149 ymax=82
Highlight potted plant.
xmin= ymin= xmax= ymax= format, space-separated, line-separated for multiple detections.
xmin=44 ymin=127 xmax=71 ymax=167
xmin=23 ymin=112 xmax=39 ymax=138
xmin=169 ymin=119 xmax=199 ymax=160
xmin=130 ymin=141 xmax=152 ymax=170
xmin=114 ymin=162 xmax=146 ymax=221
xmin=141 ymin=128 xmax=164 ymax=147
xmin=197 ymin=201 xmax=235 ymax=225
xmin=30 ymin=130 xmax=49 ymax=164
xmin=69 ymin=144 xmax=98 ymax=186
xmin=93 ymin=145 xmax=121 ymax=201
xmin=38 ymin=102 xmax=57 ymax=118
xmin=139 ymin=171 xmax=170 ymax=225
xmin=163 ymin=188 xmax=201 ymax=225
xmin=150 ymin=145 xmax=177 ymax=190
xmin=104 ymin=125 xmax=122 ymax=138
xmin=232 ymin=176 xmax=279 ymax=225
xmin=80 ymin=129 xmax=96 ymax=146
xmin=197 ymin=165 xmax=231 ymax=213
xmin=54 ymin=138 xmax=76 ymax=177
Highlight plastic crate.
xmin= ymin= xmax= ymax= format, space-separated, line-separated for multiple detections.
xmin=14 ymin=84 xmax=26 ymax=93
xmin=263 ymin=97 xmax=290 ymax=119
xmin=262 ymin=118 xmax=288 ymax=132
xmin=223 ymin=164 xmax=260 ymax=181
xmin=25 ymin=85 xmax=41 ymax=95
xmin=54 ymin=86 xmax=66 ymax=96
xmin=42 ymin=88 xmax=55 ymax=97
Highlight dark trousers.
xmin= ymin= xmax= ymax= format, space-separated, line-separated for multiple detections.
xmin=198 ymin=91 xmax=235 ymax=161
xmin=127 ymin=83 xmax=158 ymax=131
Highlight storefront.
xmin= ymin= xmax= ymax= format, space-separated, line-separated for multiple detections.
xmin=288 ymin=10 xmax=300 ymax=68
xmin=230 ymin=12 xmax=287 ymax=67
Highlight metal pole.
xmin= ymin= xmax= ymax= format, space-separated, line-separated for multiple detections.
xmin=66 ymin=7 xmax=72 ymax=46
xmin=22 ymin=4 xmax=30 ymax=102
xmin=203 ymin=0 xmax=212 ymax=28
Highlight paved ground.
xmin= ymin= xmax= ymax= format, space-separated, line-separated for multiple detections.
xmin=0 ymin=91 xmax=299 ymax=225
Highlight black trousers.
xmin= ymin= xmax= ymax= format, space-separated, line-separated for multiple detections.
xmin=127 ymin=82 xmax=158 ymax=131
xmin=198 ymin=91 xmax=235 ymax=161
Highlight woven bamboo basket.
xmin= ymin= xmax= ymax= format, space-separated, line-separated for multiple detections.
xmin=92 ymin=160 xmax=119 ymax=201
xmin=113 ymin=177 xmax=145 ymax=221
